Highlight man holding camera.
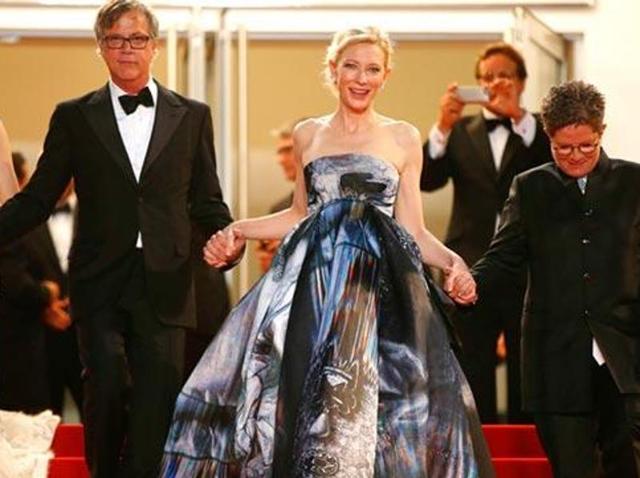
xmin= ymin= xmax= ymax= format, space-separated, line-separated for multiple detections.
xmin=421 ymin=42 xmax=552 ymax=423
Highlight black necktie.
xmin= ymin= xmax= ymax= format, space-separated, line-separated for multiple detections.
xmin=485 ymin=117 xmax=512 ymax=132
xmin=118 ymin=87 xmax=154 ymax=115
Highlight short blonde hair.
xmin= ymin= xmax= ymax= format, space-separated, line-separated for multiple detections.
xmin=323 ymin=27 xmax=393 ymax=91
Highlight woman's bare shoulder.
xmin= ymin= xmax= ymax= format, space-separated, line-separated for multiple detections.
xmin=378 ymin=116 xmax=421 ymax=149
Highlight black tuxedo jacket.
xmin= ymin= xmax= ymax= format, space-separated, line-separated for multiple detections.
xmin=0 ymin=82 xmax=233 ymax=326
xmin=421 ymin=113 xmax=552 ymax=266
xmin=473 ymin=153 xmax=640 ymax=413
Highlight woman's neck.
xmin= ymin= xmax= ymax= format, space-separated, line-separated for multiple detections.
xmin=331 ymin=107 xmax=378 ymax=135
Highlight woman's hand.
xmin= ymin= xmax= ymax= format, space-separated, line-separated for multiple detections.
xmin=443 ymin=258 xmax=478 ymax=305
xmin=203 ymin=226 xmax=246 ymax=269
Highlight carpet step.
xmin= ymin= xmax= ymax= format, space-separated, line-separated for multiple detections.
xmin=48 ymin=423 xmax=552 ymax=478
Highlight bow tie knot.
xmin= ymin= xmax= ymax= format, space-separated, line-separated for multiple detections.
xmin=52 ymin=203 xmax=72 ymax=216
xmin=118 ymin=87 xmax=154 ymax=115
xmin=485 ymin=117 xmax=512 ymax=132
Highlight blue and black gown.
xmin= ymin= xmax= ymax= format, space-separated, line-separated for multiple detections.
xmin=160 ymin=153 xmax=494 ymax=477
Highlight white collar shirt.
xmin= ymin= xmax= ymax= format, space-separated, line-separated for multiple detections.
xmin=108 ymin=78 xmax=158 ymax=248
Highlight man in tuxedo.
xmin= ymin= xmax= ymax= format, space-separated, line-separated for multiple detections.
xmin=474 ymin=81 xmax=640 ymax=478
xmin=421 ymin=43 xmax=552 ymax=422
xmin=40 ymin=183 xmax=84 ymax=417
xmin=0 ymin=1 xmax=235 ymax=476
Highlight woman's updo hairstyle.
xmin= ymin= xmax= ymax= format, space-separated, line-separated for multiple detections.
xmin=323 ymin=27 xmax=393 ymax=92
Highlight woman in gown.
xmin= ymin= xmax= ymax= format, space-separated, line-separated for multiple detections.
xmin=0 ymin=120 xmax=19 ymax=203
xmin=160 ymin=27 xmax=494 ymax=478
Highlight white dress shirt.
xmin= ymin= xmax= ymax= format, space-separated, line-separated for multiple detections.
xmin=428 ymin=109 xmax=537 ymax=232
xmin=48 ymin=195 xmax=76 ymax=274
xmin=108 ymin=78 xmax=158 ymax=248
xmin=427 ymin=108 xmax=537 ymax=164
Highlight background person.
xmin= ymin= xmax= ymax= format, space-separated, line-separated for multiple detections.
xmin=421 ymin=42 xmax=553 ymax=422
xmin=255 ymin=119 xmax=298 ymax=273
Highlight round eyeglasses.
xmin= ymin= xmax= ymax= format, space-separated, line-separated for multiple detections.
xmin=552 ymin=140 xmax=600 ymax=157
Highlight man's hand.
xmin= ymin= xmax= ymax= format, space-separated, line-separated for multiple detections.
xmin=486 ymin=78 xmax=524 ymax=122
xmin=42 ymin=297 xmax=71 ymax=331
xmin=204 ymin=226 xmax=246 ymax=269
xmin=437 ymin=82 xmax=465 ymax=134
xmin=443 ymin=260 xmax=478 ymax=306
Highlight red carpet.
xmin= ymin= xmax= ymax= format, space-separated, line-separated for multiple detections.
xmin=49 ymin=423 xmax=552 ymax=477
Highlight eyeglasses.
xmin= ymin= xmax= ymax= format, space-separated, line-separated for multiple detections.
xmin=102 ymin=35 xmax=151 ymax=50
xmin=551 ymin=140 xmax=600 ymax=157
xmin=476 ymin=71 xmax=517 ymax=83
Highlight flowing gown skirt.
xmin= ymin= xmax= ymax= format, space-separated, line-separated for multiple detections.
xmin=160 ymin=198 xmax=493 ymax=477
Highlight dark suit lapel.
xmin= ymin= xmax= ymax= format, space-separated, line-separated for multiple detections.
xmin=466 ymin=114 xmax=497 ymax=178
xmin=140 ymin=83 xmax=187 ymax=180
xmin=498 ymin=132 xmax=522 ymax=178
xmin=584 ymin=150 xmax=610 ymax=202
xmin=81 ymin=84 xmax=137 ymax=187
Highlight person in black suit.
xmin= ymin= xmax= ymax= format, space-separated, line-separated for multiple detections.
xmin=0 ymin=153 xmax=70 ymax=414
xmin=38 ymin=183 xmax=84 ymax=418
xmin=474 ymin=80 xmax=640 ymax=478
xmin=421 ymin=43 xmax=553 ymax=422
xmin=0 ymin=1 xmax=234 ymax=476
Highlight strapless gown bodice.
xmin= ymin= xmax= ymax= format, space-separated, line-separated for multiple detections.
xmin=304 ymin=153 xmax=399 ymax=217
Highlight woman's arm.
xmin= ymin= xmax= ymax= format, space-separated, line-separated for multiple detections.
xmin=393 ymin=122 xmax=476 ymax=303
xmin=0 ymin=121 xmax=19 ymax=204
xmin=203 ymin=120 xmax=315 ymax=267
xmin=227 ymin=120 xmax=313 ymax=241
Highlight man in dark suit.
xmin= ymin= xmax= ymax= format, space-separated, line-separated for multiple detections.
xmin=474 ymin=80 xmax=640 ymax=478
xmin=421 ymin=43 xmax=552 ymax=422
xmin=0 ymin=153 xmax=71 ymax=414
xmin=39 ymin=183 xmax=84 ymax=417
xmin=0 ymin=1 xmax=235 ymax=476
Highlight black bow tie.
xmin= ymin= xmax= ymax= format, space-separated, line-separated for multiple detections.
xmin=485 ymin=117 xmax=512 ymax=132
xmin=118 ymin=87 xmax=154 ymax=115
xmin=52 ymin=203 xmax=72 ymax=215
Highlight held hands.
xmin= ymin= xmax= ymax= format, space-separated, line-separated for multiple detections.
xmin=204 ymin=226 xmax=246 ymax=269
xmin=443 ymin=259 xmax=478 ymax=306
xmin=437 ymin=82 xmax=465 ymax=134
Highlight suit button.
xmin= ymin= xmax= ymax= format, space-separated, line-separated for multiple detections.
xmin=582 ymin=238 xmax=591 ymax=245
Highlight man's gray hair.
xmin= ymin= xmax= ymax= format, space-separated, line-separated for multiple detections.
xmin=94 ymin=0 xmax=159 ymax=41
